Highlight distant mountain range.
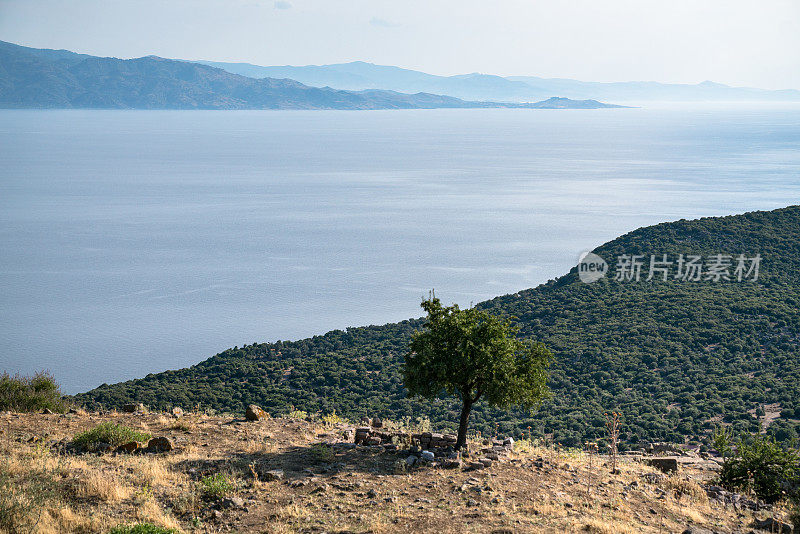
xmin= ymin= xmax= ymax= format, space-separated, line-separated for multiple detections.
xmin=198 ymin=59 xmax=800 ymax=103
xmin=0 ymin=41 xmax=623 ymax=110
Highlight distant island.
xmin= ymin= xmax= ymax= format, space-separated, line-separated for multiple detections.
xmin=0 ymin=41 xmax=625 ymax=110
xmin=197 ymin=58 xmax=800 ymax=103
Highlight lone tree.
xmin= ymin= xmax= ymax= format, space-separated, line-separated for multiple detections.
xmin=403 ymin=295 xmax=551 ymax=450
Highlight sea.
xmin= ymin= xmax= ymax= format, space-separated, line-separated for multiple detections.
xmin=1 ymin=106 xmax=799 ymax=393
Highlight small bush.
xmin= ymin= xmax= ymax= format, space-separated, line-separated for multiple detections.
xmin=109 ymin=523 xmax=176 ymax=534
xmin=0 ymin=371 xmax=69 ymax=413
xmin=717 ymin=432 xmax=800 ymax=503
xmin=287 ymin=409 xmax=308 ymax=420
xmin=309 ymin=443 xmax=335 ymax=464
xmin=322 ymin=410 xmax=345 ymax=427
xmin=199 ymin=473 xmax=233 ymax=499
xmin=72 ymin=422 xmax=151 ymax=451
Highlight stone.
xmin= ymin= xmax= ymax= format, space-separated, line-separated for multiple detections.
xmin=366 ymin=436 xmax=382 ymax=446
xmin=442 ymin=459 xmax=462 ymax=469
xmin=681 ymin=527 xmax=715 ymax=534
xmin=405 ymin=455 xmax=418 ymax=466
xmin=220 ymin=496 xmax=245 ymax=510
xmin=245 ymin=404 xmax=269 ymax=421
xmin=146 ymin=436 xmax=173 ymax=452
xmin=171 ymin=407 xmax=184 ymax=418
xmin=366 ymin=489 xmax=378 ymax=498
xmin=41 ymin=408 xmax=53 ymax=414
xmin=371 ymin=416 xmax=383 ymax=428
xmin=647 ymin=457 xmax=678 ymax=473
xmin=751 ymin=518 xmax=793 ymax=534
xmin=263 ymin=469 xmax=284 ymax=481
xmin=122 ymin=403 xmax=145 ymax=413
xmin=420 ymin=450 xmax=435 ymax=461
xmin=466 ymin=461 xmax=485 ymax=471
xmin=479 ymin=458 xmax=493 ymax=468
xmin=116 ymin=441 xmax=142 ymax=454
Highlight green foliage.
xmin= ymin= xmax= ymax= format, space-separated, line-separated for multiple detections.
xmin=74 ymin=206 xmax=800 ymax=449
xmin=717 ymin=432 xmax=800 ymax=503
xmin=109 ymin=524 xmax=177 ymax=534
xmin=309 ymin=443 xmax=335 ymax=463
xmin=405 ymin=294 xmax=551 ymax=446
xmin=0 ymin=371 xmax=69 ymax=413
xmin=321 ymin=410 xmax=345 ymax=426
xmin=199 ymin=473 xmax=233 ymax=499
xmin=72 ymin=422 xmax=151 ymax=451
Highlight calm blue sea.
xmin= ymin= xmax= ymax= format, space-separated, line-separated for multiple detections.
xmin=1 ymin=107 xmax=799 ymax=393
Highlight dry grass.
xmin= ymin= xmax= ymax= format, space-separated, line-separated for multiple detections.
xmin=0 ymin=410 xmax=792 ymax=533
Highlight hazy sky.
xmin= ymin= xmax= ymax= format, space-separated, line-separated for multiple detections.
xmin=1 ymin=0 xmax=799 ymax=89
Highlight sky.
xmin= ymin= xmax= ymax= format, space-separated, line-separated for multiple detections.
xmin=1 ymin=0 xmax=799 ymax=89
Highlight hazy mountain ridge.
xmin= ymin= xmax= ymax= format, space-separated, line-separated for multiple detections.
xmin=0 ymin=41 xmax=622 ymax=109
xmin=198 ymin=59 xmax=800 ymax=103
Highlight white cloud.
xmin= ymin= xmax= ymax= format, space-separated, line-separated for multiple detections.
xmin=274 ymin=1 xmax=292 ymax=9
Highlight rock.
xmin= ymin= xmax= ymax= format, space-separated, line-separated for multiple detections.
xmin=68 ymin=407 xmax=84 ymax=415
xmin=681 ymin=527 xmax=714 ymax=534
xmin=503 ymin=437 xmax=514 ymax=447
xmin=116 ymin=441 xmax=143 ymax=454
xmin=263 ymin=469 xmax=284 ymax=482
xmin=95 ymin=442 xmax=113 ymax=453
xmin=751 ymin=518 xmax=793 ymax=533
xmin=41 ymin=408 xmax=53 ymax=414
xmin=406 ymin=455 xmax=418 ymax=466
xmin=442 ymin=459 xmax=462 ymax=469
xmin=366 ymin=489 xmax=378 ymax=498
xmin=245 ymin=404 xmax=269 ymax=421
xmin=146 ymin=436 xmax=173 ymax=452
xmin=171 ymin=407 xmax=184 ymax=418
xmin=647 ymin=457 xmax=678 ymax=473
xmin=466 ymin=461 xmax=485 ymax=471
xmin=420 ymin=450 xmax=435 ymax=461
xmin=371 ymin=417 xmax=383 ymax=428
xmin=122 ymin=403 xmax=145 ymax=413
xmin=220 ymin=496 xmax=245 ymax=510
xmin=479 ymin=457 xmax=493 ymax=468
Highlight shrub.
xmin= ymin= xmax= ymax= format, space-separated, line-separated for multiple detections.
xmin=309 ymin=443 xmax=334 ymax=463
xmin=322 ymin=410 xmax=345 ymax=427
xmin=717 ymin=432 xmax=800 ymax=503
xmin=199 ymin=474 xmax=233 ymax=499
xmin=109 ymin=523 xmax=176 ymax=534
xmin=72 ymin=422 xmax=151 ymax=451
xmin=0 ymin=371 xmax=69 ymax=413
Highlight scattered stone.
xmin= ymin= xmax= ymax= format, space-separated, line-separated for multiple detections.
xmin=751 ymin=517 xmax=793 ymax=533
xmin=245 ymin=404 xmax=269 ymax=421
xmin=681 ymin=527 xmax=715 ymax=534
xmin=41 ymin=408 xmax=53 ymax=414
xmin=420 ymin=450 xmax=435 ymax=462
xmin=263 ymin=469 xmax=284 ymax=482
xmin=479 ymin=458 xmax=493 ymax=468
xmin=466 ymin=461 xmax=485 ymax=471
xmin=219 ymin=496 xmax=245 ymax=510
xmin=366 ymin=489 xmax=378 ymax=498
xmin=366 ymin=436 xmax=382 ymax=446
xmin=406 ymin=455 xmax=418 ymax=467
xmin=647 ymin=457 xmax=678 ymax=473
xmin=146 ymin=436 xmax=173 ymax=452
xmin=122 ymin=403 xmax=145 ymax=413
xmin=116 ymin=441 xmax=142 ymax=454
xmin=371 ymin=416 xmax=383 ymax=428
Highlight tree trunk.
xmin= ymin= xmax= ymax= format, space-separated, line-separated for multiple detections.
xmin=455 ymin=397 xmax=473 ymax=450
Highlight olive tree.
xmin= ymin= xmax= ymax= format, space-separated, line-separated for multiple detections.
xmin=403 ymin=295 xmax=551 ymax=450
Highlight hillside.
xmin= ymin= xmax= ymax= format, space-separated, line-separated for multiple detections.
xmin=197 ymin=59 xmax=800 ymax=103
xmin=0 ymin=41 xmax=622 ymax=109
xmin=2 ymin=409 xmax=789 ymax=533
xmin=75 ymin=206 xmax=800 ymax=450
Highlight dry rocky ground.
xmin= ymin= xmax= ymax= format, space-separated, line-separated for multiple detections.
xmin=0 ymin=409 xmax=795 ymax=534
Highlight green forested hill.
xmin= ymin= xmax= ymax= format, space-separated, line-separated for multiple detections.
xmin=75 ymin=206 xmax=800 ymax=448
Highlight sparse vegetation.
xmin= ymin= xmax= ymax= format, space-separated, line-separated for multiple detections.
xmin=72 ymin=422 xmax=151 ymax=451
xmin=199 ymin=473 xmax=233 ymax=499
xmin=0 ymin=371 xmax=69 ymax=413
xmin=716 ymin=431 xmax=800 ymax=503
xmin=109 ymin=524 xmax=177 ymax=534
